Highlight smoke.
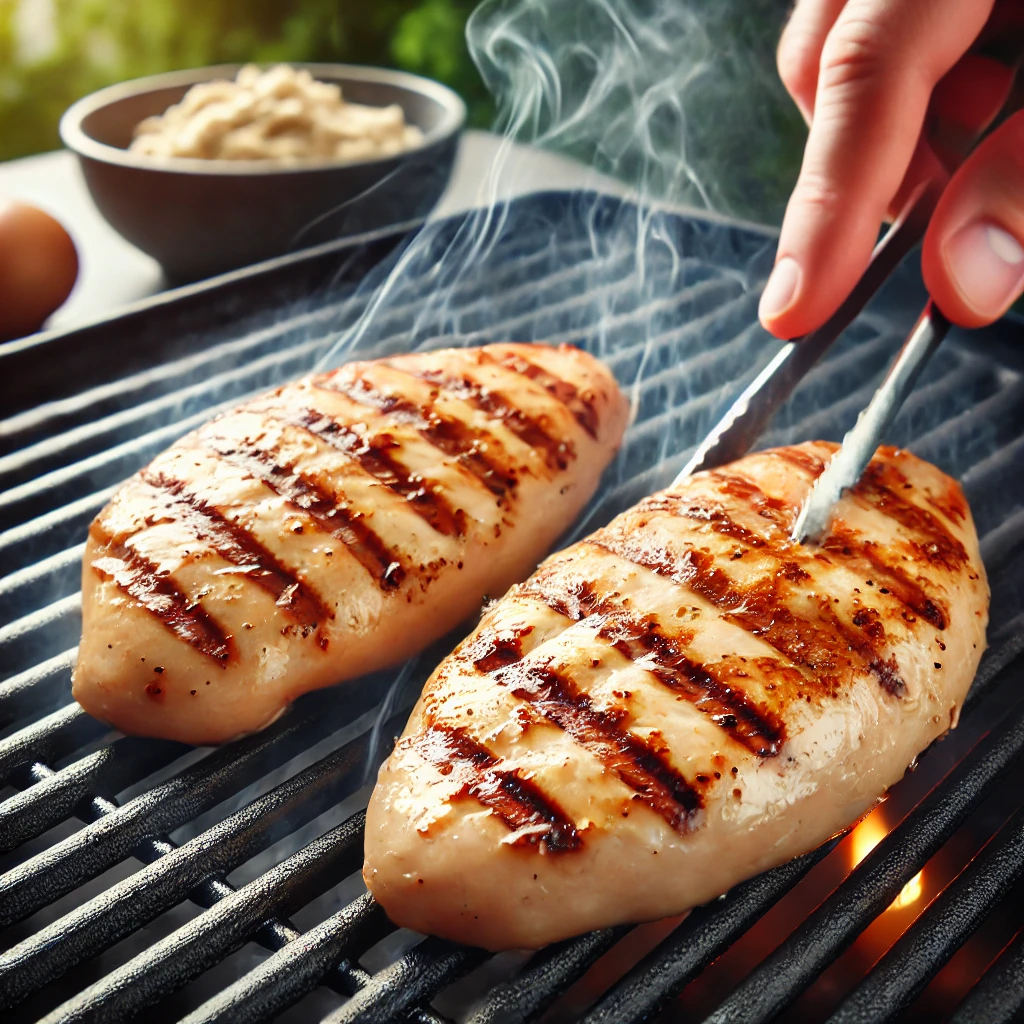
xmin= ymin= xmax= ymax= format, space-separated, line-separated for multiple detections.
xmin=468 ymin=0 xmax=717 ymax=209
xmin=316 ymin=0 xmax=797 ymax=373
xmin=305 ymin=0 xmax=800 ymax=811
xmin=467 ymin=0 xmax=801 ymax=215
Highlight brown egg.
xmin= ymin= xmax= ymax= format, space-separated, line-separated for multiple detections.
xmin=0 ymin=200 xmax=79 ymax=342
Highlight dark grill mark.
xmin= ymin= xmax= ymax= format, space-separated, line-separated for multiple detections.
xmin=201 ymin=435 xmax=405 ymax=589
xmin=593 ymin=531 xmax=907 ymax=697
xmin=518 ymin=571 xmax=784 ymax=756
xmin=141 ymin=470 xmax=334 ymax=634
xmin=771 ymin=445 xmax=830 ymax=478
xmin=281 ymin=407 xmax=465 ymax=537
xmin=416 ymin=724 xmax=581 ymax=853
xmin=854 ymin=461 xmax=969 ymax=571
xmin=824 ymin=528 xmax=949 ymax=630
xmin=815 ymin=598 xmax=906 ymax=697
xmin=479 ymin=348 xmax=600 ymax=438
xmin=926 ymin=486 xmax=968 ymax=524
xmin=317 ymin=374 xmax=517 ymax=498
xmin=708 ymin=471 xmax=796 ymax=523
xmin=466 ymin=624 xmax=536 ymax=673
xmin=644 ymin=492 xmax=769 ymax=548
xmin=90 ymin=529 xmax=232 ymax=664
xmin=483 ymin=654 xmax=703 ymax=832
xmin=389 ymin=363 xmax=575 ymax=471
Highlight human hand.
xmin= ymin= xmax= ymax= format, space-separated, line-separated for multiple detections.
xmin=760 ymin=0 xmax=1024 ymax=339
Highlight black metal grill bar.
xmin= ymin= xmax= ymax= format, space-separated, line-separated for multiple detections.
xmin=326 ymin=935 xmax=489 ymax=1024
xmin=0 ymin=303 xmax=354 ymax=458
xmin=350 ymin=250 xmax=698 ymax=352
xmin=908 ymin=376 xmax=1024 ymax=468
xmin=0 ymin=688 xmax=366 ymax=928
xmin=591 ymin=291 xmax=760 ymax=380
xmin=178 ymin=894 xmax=396 ymax=1024
xmin=0 ymin=648 xmax=75 ymax=728
xmin=539 ymin=276 xmax=748 ymax=353
xmin=0 ymin=487 xmax=112 ymax=578
xmin=699 ymin=679 xmax=1024 ymax=1024
xmin=827 ymin=802 xmax=1024 ymax=1024
xmin=0 ymin=334 xmax=335 ymax=492
xmin=948 ymin=926 xmax=1024 ymax=1024
xmin=0 ymin=399 xmax=238 ymax=530
xmin=0 ymin=594 xmax=81 ymax=682
xmin=464 ymin=270 xmax=739 ymax=352
xmin=178 ymin=902 xmax=453 ymax=1024
xmin=38 ymin=813 xmax=368 ymax=1024
xmin=979 ymin=508 xmax=1024 ymax=566
xmin=0 ymin=731 xmax=375 ymax=1009
xmin=0 ymin=704 xmax=101 ymax=782
xmin=465 ymin=927 xmax=630 ymax=1024
xmin=0 ymin=736 xmax=184 ymax=852
xmin=574 ymin=843 xmax=839 ymax=1024
xmin=834 ymin=356 xmax=995 ymax=451
xmin=0 ymin=542 xmax=83 ymax=622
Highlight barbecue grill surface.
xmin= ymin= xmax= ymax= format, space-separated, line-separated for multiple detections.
xmin=2 ymin=190 xmax=1024 ymax=1024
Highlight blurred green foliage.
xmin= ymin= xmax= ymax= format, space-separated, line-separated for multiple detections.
xmin=0 ymin=0 xmax=804 ymax=223
xmin=0 ymin=0 xmax=493 ymax=160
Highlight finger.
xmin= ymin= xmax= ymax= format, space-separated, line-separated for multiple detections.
xmin=886 ymin=53 xmax=1012 ymax=218
xmin=925 ymin=53 xmax=1015 ymax=175
xmin=777 ymin=0 xmax=848 ymax=123
xmin=759 ymin=0 xmax=995 ymax=340
xmin=922 ymin=111 xmax=1024 ymax=327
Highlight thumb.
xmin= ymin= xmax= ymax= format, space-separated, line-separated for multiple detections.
xmin=923 ymin=110 xmax=1024 ymax=327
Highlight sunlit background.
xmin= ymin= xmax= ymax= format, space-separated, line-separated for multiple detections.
xmin=0 ymin=0 xmax=806 ymax=224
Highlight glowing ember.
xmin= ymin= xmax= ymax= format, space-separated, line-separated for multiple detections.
xmin=851 ymin=811 xmax=924 ymax=911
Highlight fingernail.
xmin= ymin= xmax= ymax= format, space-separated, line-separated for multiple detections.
xmin=945 ymin=221 xmax=1024 ymax=318
xmin=759 ymin=257 xmax=801 ymax=322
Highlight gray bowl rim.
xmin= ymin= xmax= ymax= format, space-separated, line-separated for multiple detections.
xmin=59 ymin=62 xmax=467 ymax=176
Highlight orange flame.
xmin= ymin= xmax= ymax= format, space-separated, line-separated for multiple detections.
xmin=850 ymin=812 xmax=924 ymax=911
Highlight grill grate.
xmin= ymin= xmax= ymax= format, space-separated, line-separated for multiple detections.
xmin=2 ymin=190 xmax=1024 ymax=1023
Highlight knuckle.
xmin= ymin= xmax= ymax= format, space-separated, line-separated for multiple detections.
xmin=818 ymin=14 xmax=891 ymax=93
xmin=777 ymin=27 xmax=817 ymax=98
xmin=791 ymin=172 xmax=846 ymax=217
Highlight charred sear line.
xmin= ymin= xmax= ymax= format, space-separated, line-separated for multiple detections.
xmin=518 ymin=571 xmax=784 ymax=756
xmin=201 ymin=434 xmax=405 ymax=589
xmin=771 ymin=446 xmax=829 ymax=478
xmin=317 ymin=374 xmax=517 ymax=498
xmin=824 ymin=528 xmax=949 ymax=630
xmin=484 ymin=654 xmax=703 ymax=832
xmin=280 ymin=406 xmax=465 ymax=537
xmin=389 ymin=364 xmax=575 ymax=471
xmin=707 ymin=471 xmax=796 ymax=524
xmin=644 ymin=493 xmax=770 ymax=548
xmin=854 ymin=462 xmax=969 ymax=571
xmin=464 ymin=624 xmax=536 ymax=673
xmin=90 ymin=528 xmax=232 ymax=663
xmin=592 ymin=533 xmax=907 ymax=697
xmin=141 ymin=470 xmax=333 ymax=632
xmin=417 ymin=724 xmax=581 ymax=853
xmin=479 ymin=349 xmax=599 ymax=438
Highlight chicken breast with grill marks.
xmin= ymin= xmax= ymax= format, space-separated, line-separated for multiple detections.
xmin=364 ymin=442 xmax=988 ymax=950
xmin=73 ymin=343 xmax=629 ymax=745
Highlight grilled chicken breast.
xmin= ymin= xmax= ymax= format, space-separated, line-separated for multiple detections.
xmin=364 ymin=442 xmax=988 ymax=950
xmin=73 ymin=343 xmax=629 ymax=745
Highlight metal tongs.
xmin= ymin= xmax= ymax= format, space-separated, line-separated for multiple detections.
xmin=674 ymin=44 xmax=1023 ymax=545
